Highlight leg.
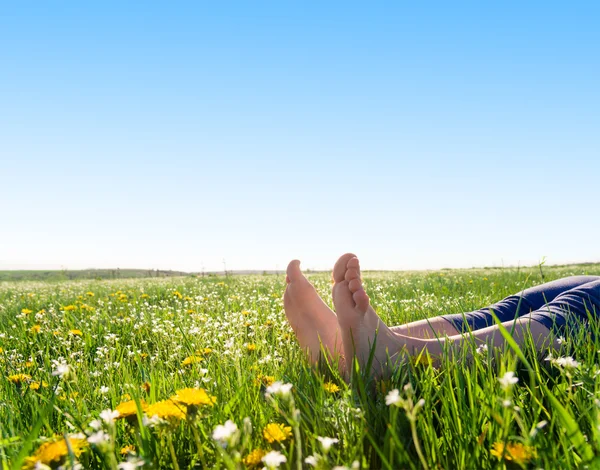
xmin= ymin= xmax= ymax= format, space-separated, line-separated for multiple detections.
xmin=391 ymin=275 xmax=600 ymax=338
xmin=443 ymin=275 xmax=600 ymax=332
xmin=333 ymin=254 xmax=600 ymax=378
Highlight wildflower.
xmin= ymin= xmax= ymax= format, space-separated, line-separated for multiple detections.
xmin=115 ymin=400 xmax=147 ymax=420
xmin=29 ymin=381 xmax=48 ymax=390
xmin=305 ymin=455 xmax=320 ymax=467
xmin=62 ymin=305 xmax=77 ymax=311
xmin=51 ymin=360 xmax=71 ymax=378
xmin=181 ymin=355 xmax=203 ymax=366
xmin=261 ymin=450 xmax=287 ymax=469
xmin=323 ymin=382 xmax=340 ymax=394
xmin=255 ymin=374 xmax=276 ymax=387
xmin=120 ymin=445 xmax=136 ymax=455
xmin=173 ymin=291 xmax=183 ymax=299
xmin=8 ymin=373 xmax=32 ymax=385
xmin=498 ymin=371 xmax=519 ymax=391
xmin=213 ymin=420 xmax=239 ymax=448
xmin=385 ymin=389 xmax=401 ymax=407
xmin=490 ymin=441 xmax=537 ymax=464
xmin=22 ymin=437 xmax=87 ymax=469
xmin=69 ymin=329 xmax=83 ymax=336
xmin=100 ymin=409 xmax=120 ymax=424
xmin=246 ymin=343 xmax=257 ymax=352
xmin=21 ymin=308 xmax=33 ymax=315
xmin=476 ymin=344 xmax=488 ymax=355
xmin=87 ymin=430 xmax=110 ymax=446
xmin=172 ymin=387 xmax=217 ymax=409
xmin=141 ymin=382 xmax=151 ymax=393
xmin=145 ymin=400 xmax=186 ymax=421
xmin=551 ymin=356 xmax=580 ymax=369
xmin=263 ymin=423 xmax=292 ymax=443
xmin=86 ymin=291 xmax=95 ymax=297
xmin=99 ymin=386 xmax=110 ymax=394
xmin=117 ymin=458 xmax=145 ymax=470
xmin=265 ymin=381 xmax=293 ymax=398
xmin=29 ymin=325 xmax=41 ymax=334
xmin=243 ymin=449 xmax=267 ymax=466
xmin=317 ymin=436 xmax=339 ymax=452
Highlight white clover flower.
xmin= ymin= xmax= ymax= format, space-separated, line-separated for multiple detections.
xmin=212 ymin=420 xmax=239 ymax=448
xmin=502 ymin=399 xmax=512 ymax=408
xmin=87 ymin=430 xmax=109 ymax=445
xmin=89 ymin=419 xmax=103 ymax=431
xmin=261 ymin=450 xmax=287 ymax=469
xmin=142 ymin=415 xmax=164 ymax=428
xmin=117 ymin=458 xmax=145 ymax=470
xmin=51 ymin=361 xmax=71 ymax=378
xmin=498 ymin=371 xmax=519 ymax=391
xmin=265 ymin=381 xmax=293 ymax=398
xmin=99 ymin=386 xmax=110 ymax=394
xmin=385 ymin=389 xmax=401 ymax=407
xmin=475 ymin=344 xmax=488 ymax=355
xmin=317 ymin=436 xmax=339 ymax=452
xmin=99 ymin=409 xmax=120 ymax=424
xmin=304 ymin=455 xmax=319 ymax=467
xmin=552 ymin=356 xmax=580 ymax=369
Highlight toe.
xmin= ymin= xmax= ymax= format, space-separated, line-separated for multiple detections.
xmin=347 ymin=257 xmax=360 ymax=270
xmin=286 ymin=259 xmax=303 ymax=282
xmin=333 ymin=253 xmax=357 ymax=283
xmin=352 ymin=289 xmax=370 ymax=313
xmin=345 ymin=268 xmax=360 ymax=282
xmin=348 ymin=278 xmax=362 ymax=293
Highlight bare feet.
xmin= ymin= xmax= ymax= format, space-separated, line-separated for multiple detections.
xmin=332 ymin=254 xmax=404 ymax=377
xmin=283 ymin=260 xmax=344 ymax=370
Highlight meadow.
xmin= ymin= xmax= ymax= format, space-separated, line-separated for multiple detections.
xmin=2 ymin=264 xmax=600 ymax=469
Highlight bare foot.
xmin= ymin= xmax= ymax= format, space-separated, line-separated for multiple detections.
xmin=283 ymin=260 xmax=344 ymax=370
xmin=332 ymin=254 xmax=403 ymax=377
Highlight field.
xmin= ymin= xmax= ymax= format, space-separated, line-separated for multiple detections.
xmin=2 ymin=264 xmax=600 ymax=469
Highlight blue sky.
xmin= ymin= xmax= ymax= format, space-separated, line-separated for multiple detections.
xmin=1 ymin=2 xmax=599 ymax=272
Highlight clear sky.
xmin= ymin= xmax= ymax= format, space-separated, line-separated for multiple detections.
xmin=1 ymin=2 xmax=599 ymax=273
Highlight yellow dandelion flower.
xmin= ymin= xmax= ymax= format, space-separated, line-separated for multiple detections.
xmin=264 ymin=320 xmax=273 ymax=327
xmin=22 ymin=437 xmax=87 ymax=469
xmin=490 ymin=442 xmax=537 ymax=464
xmin=29 ymin=325 xmax=41 ymax=334
xmin=184 ymin=296 xmax=193 ymax=301
xmin=246 ymin=343 xmax=257 ymax=352
xmin=141 ymin=293 xmax=149 ymax=299
xmin=263 ymin=423 xmax=292 ymax=443
xmin=181 ymin=355 xmax=204 ymax=366
xmin=243 ymin=449 xmax=267 ymax=467
xmin=187 ymin=309 xmax=195 ymax=314
xmin=172 ymin=388 xmax=216 ymax=407
xmin=118 ymin=294 xmax=128 ymax=302
xmin=120 ymin=445 xmax=136 ymax=455
xmin=323 ymin=382 xmax=340 ymax=394
xmin=201 ymin=347 xmax=212 ymax=355
xmin=29 ymin=381 xmax=49 ymax=390
xmin=86 ymin=291 xmax=95 ymax=297
xmin=254 ymin=374 xmax=276 ymax=387
xmin=115 ymin=399 xmax=147 ymax=419
xmin=146 ymin=400 xmax=186 ymax=421
xmin=37 ymin=309 xmax=45 ymax=315
xmin=173 ymin=291 xmax=183 ymax=299
xmin=0 ymin=347 xmax=3 ymax=354
xmin=62 ymin=305 xmax=77 ymax=311
xmin=139 ymin=353 xmax=149 ymax=360
xmin=21 ymin=309 xmax=33 ymax=315
xmin=8 ymin=373 xmax=32 ymax=385
xmin=69 ymin=329 xmax=83 ymax=336
xmin=242 ymin=310 xmax=250 ymax=316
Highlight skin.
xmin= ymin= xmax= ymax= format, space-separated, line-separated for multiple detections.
xmin=284 ymin=253 xmax=557 ymax=380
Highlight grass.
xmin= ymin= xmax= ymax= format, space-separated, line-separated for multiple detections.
xmin=1 ymin=263 xmax=600 ymax=469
